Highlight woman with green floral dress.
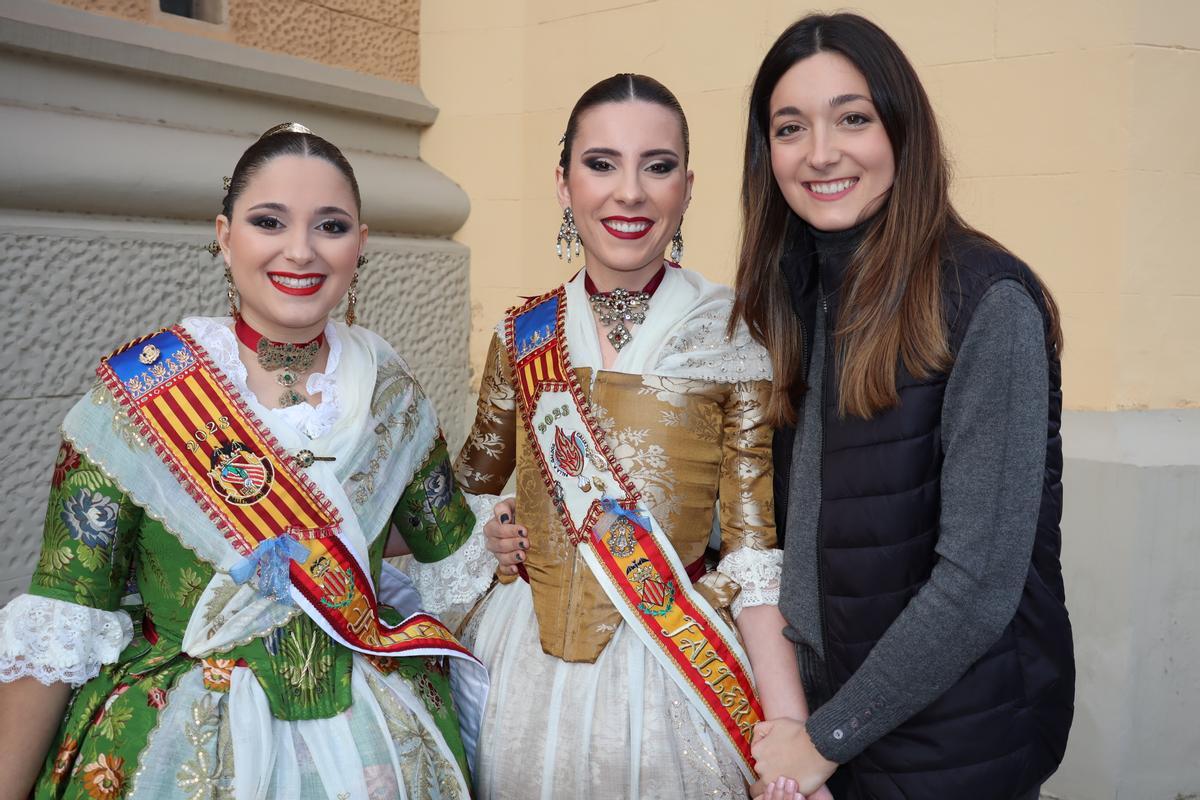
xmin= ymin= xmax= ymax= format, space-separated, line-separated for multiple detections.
xmin=0 ymin=124 xmax=488 ymax=800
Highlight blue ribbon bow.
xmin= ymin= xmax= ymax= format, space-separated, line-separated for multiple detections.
xmin=230 ymin=534 xmax=308 ymax=604
xmin=601 ymin=496 xmax=651 ymax=530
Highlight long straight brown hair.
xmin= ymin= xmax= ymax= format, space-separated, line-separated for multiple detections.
xmin=731 ymin=13 xmax=1062 ymax=425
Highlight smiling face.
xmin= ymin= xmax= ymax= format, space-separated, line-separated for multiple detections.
xmin=216 ymin=155 xmax=366 ymax=341
xmin=768 ymin=51 xmax=895 ymax=232
xmin=557 ymin=100 xmax=693 ymax=286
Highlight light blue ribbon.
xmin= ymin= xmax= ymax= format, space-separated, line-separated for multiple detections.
xmin=230 ymin=534 xmax=308 ymax=605
xmin=601 ymin=496 xmax=651 ymax=530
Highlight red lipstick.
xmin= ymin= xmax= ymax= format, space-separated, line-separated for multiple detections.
xmin=601 ymin=216 xmax=654 ymax=240
xmin=267 ymin=272 xmax=326 ymax=297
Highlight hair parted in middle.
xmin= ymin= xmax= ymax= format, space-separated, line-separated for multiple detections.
xmin=558 ymin=73 xmax=690 ymax=178
xmin=221 ymin=123 xmax=362 ymax=219
xmin=730 ymin=12 xmax=1061 ymax=426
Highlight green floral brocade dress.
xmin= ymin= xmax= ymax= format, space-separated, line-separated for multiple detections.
xmin=0 ymin=317 xmax=483 ymax=800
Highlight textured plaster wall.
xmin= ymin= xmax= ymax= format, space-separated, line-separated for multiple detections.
xmin=49 ymin=0 xmax=421 ymax=83
xmin=0 ymin=228 xmax=470 ymax=607
xmin=421 ymin=0 xmax=1200 ymax=413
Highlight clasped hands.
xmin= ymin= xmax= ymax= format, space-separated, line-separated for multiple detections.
xmin=750 ymin=718 xmax=837 ymax=800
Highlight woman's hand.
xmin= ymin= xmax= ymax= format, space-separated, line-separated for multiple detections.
xmin=750 ymin=718 xmax=838 ymax=798
xmin=483 ymin=499 xmax=526 ymax=575
xmin=752 ymin=775 xmax=803 ymax=800
xmin=752 ymin=775 xmax=835 ymax=800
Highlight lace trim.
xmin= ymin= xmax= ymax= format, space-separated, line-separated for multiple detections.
xmin=0 ymin=594 xmax=133 ymax=687
xmin=406 ymin=493 xmax=502 ymax=618
xmin=717 ymin=547 xmax=782 ymax=618
xmin=183 ymin=316 xmax=343 ymax=439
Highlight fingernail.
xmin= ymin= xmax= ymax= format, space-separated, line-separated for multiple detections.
xmin=499 ymin=513 xmax=510 ymax=523
xmin=515 ymin=552 xmax=523 ymax=562
xmin=519 ymin=528 xmax=527 ymax=538
xmin=519 ymin=541 xmax=528 ymax=550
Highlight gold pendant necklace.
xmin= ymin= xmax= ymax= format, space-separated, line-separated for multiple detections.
xmin=235 ymin=316 xmax=325 ymax=407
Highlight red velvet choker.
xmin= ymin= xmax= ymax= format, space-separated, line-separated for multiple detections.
xmin=582 ymin=263 xmax=668 ymax=297
xmin=234 ymin=316 xmax=325 ymax=353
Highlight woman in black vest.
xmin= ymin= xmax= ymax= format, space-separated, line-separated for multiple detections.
xmin=732 ymin=14 xmax=1075 ymax=800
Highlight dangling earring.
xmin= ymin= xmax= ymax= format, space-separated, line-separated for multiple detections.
xmin=670 ymin=221 xmax=685 ymax=264
xmin=223 ymin=264 xmax=239 ymax=318
xmin=556 ymin=207 xmax=582 ymax=263
xmin=346 ymin=254 xmax=367 ymax=326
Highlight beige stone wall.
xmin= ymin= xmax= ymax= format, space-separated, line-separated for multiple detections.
xmin=421 ymin=0 xmax=1199 ymax=413
xmin=51 ymin=0 xmax=420 ymax=83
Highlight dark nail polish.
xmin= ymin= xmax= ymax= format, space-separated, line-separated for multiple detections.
xmin=499 ymin=513 xmax=510 ymax=523
xmin=516 ymin=552 xmax=524 ymax=562
xmin=519 ymin=541 xmax=528 ymax=550
xmin=519 ymin=528 xmax=527 ymax=538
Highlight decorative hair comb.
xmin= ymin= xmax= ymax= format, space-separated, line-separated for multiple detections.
xmin=260 ymin=122 xmax=314 ymax=139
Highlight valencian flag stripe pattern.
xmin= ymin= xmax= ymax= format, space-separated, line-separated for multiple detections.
xmin=99 ymin=326 xmax=476 ymax=660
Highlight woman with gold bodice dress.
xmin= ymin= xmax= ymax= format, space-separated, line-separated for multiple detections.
xmin=408 ymin=75 xmax=814 ymax=800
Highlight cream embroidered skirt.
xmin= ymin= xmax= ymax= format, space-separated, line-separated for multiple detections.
xmin=464 ymin=579 xmax=746 ymax=799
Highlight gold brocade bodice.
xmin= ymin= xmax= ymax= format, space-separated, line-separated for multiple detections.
xmin=455 ymin=334 xmax=775 ymax=663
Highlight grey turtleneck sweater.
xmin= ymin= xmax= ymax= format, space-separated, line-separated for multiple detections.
xmin=777 ymin=228 xmax=1050 ymax=763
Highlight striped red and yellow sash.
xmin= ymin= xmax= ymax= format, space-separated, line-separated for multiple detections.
xmin=99 ymin=326 xmax=473 ymax=660
xmin=503 ymin=288 xmax=763 ymax=777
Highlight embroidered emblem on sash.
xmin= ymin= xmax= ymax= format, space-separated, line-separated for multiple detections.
xmin=626 ymin=558 xmax=675 ymax=616
xmin=605 ymin=517 xmax=637 ymax=558
xmin=317 ymin=564 xmax=356 ymax=609
xmin=550 ymin=426 xmax=594 ymax=491
xmin=207 ymin=441 xmax=274 ymax=505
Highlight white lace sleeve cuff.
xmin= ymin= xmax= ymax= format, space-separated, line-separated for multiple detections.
xmin=407 ymin=493 xmax=504 ymax=623
xmin=0 ymin=594 xmax=133 ymax=687
xmin=717 ymin=547 xmax=782 ymax=618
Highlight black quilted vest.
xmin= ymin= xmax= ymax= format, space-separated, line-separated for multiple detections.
xmin=774 ymin=225 xmax=1074 ymax=799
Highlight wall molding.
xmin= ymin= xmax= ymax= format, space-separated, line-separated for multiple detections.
xmin=0 ymin=0 xmax=470 ymax=235
xmin=0 ymin=0 xmax=436 ymax=123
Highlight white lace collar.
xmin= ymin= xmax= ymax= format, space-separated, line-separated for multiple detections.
xmin=182 ymin=316 xmax=343 ymax=440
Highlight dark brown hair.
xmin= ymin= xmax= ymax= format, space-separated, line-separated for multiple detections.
xmin=730 ymin=13 xmax=1062 ymax=425
xmin=559 ymin=73 xmax=690 ymax=177
xmin=222 ymin=124 xmax=361 ymax=218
